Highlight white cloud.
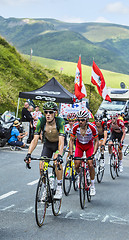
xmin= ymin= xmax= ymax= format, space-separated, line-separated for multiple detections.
xmin=105 ymin=1 xmax=129 ymax=14
xmin=95 ymin=17 xmax=110 ymax=23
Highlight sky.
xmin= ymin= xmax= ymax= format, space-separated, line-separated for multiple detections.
xmin=0 ymin=0 xmax=129 ymax=26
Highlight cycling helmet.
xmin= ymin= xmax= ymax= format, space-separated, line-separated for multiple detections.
xmin=77 ymin=110 xmax=89 ymax=120
xmin=67 ymin=113 xmax=77 ymax=121
xmin=110 ymin=113 xmax=118 ymax=119
xmin=43 ymin=101 xmax=58 ymax=111
xmin=94 ymin=114 xmax=103 ymax=121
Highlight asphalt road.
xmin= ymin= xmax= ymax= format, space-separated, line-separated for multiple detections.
xmin=0 ymin=135 xmax=129 ymax=240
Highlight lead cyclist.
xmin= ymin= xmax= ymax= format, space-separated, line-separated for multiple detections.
xmin=25 ymin=101 xmax=65 ymax=200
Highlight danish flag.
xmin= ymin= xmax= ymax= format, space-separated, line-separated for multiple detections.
xmin=91 ymin=61 xmax=111 ymax=102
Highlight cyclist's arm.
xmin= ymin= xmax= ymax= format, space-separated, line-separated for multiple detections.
xmin=58 ymin=135 xmax=65 ymax=156
xmin=121 ymin=127 xmax=126 ymax=143
xmin=102 ymin=130 xmax=108 ymax=146
xmin=93 ymin=136 xmax=99 ymax=155
xmin=69 ymin=135 xmax=75 ymax=156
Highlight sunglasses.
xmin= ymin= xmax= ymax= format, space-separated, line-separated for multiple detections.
xmin=44 ymin=110 xmax=54 ymax=114
xmin=78 ymin=119 xmax=86 ymax=122
xmin=68 ymin=120 xmax=74 ymax=122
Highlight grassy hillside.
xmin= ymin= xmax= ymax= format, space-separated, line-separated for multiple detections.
xmin=1 ymin=17 xmax=129 ymax=74
xmin=24 ymin=55 xmax=129 ymax=89
xmin=0 ymin=36 xmax=102 ymax=116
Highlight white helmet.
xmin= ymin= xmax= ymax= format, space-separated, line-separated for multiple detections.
xmin=77 ymin=110 xmax=89 ymax=120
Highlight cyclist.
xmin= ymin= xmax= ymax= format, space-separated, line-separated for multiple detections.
xmin=69 ymin=110 xmax=99 ymax=196
xmin=94 ymin=114 xmax=108 ymax=165
xmin=25 ymin=101 xmax=65 ymax=199
xmin=64 ymin=113 xmax=77 ymax=159
xmin=107 ymin=113 xmax=126 ymax=172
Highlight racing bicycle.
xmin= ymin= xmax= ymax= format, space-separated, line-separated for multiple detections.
xmin=109 ymin=139 xmax=120 ymax=179
xmin=73 ymin=157 xmax=91 ymax=209
xmin=25 ymin=156 xmax=62 ymax=227
xmin=94 ymin=149 xmax=105 ymax=183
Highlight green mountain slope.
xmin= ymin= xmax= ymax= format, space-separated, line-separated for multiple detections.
xmin=0 ymin=36 xmax=102 ymax=115
xmin=20 ymin=30 xmax=129 ymax=74
xmin=0 ymin=16 xmax=129 ymax=76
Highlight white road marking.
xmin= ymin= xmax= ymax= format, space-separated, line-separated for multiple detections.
xmin=27 ymin=179 xmax=39 ymax=186
xmin=65 ymin=211 xmax=73 ymax=218
xmin=23 ymin=207 xmax=33 ymax=213
xmin=2 ymin=204 xmax=15 ymax=210
xmin=0 ymin=191 xmax=18 ymax=200
xmin=101 ymin=215 xmax=109 ymax=222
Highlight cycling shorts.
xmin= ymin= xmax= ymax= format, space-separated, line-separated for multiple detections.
xmin=74 ymin=139 xmax=94 ymax=158
xmin=109 ymin=131 xmax=123 ymax=143
xmin=41 ymin=139 xmax=58 ymax=158
xmin=98 ymin=134 xmax=104 ymax=140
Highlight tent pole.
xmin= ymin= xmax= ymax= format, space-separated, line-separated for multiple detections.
xmin=16 ymin=98 xmax=20 ymax=118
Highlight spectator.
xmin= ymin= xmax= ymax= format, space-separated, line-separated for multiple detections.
xmin=32 ymin=106 xmax=42 ymax=130
xmin=8 ymin=120 xmax=28 ymax=149
xmin=21 ymin=102 xmax=33 ymax=144
xmin=28 ymin=105 xmax=34 ymax=143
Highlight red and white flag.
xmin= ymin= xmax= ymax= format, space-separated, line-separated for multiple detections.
xmin=74 ymin=56 xmax=87 ymax=100
xmin=91 ymin=61 xmax=111 ymax=102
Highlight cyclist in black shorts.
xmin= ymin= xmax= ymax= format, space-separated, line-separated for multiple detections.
xmin=25 ymin=101 xmax=65 ymax=199
xmin=107 ymin=113 xmax=125 ymax=172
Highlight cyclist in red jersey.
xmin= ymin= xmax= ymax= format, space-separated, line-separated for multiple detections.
xmin=69 ymin=110 xmax=99 ymax=196
xmin=107 ymin=113 xmax=125 ymax=172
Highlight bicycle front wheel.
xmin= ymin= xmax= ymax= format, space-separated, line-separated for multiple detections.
xmin=63 ymin=161 xmax=72 ymax=196
xmin=110 ymin=153 xmax=116 ymax=180
xmin=97 ymin=159 xmax=104 ymax=183
xmin=52 ymin=198 xmax=62 ymax=216
xmin=79 ymin=167 xmax=85 ymax=209
xmin=124 ymin=145 xmax=129 ymax=156
xmin=35 ymin=177 xmax=47 ymax=227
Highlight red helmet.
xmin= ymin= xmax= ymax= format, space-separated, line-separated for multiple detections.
xmin=67 ymin=113 xmax=77 ymax=121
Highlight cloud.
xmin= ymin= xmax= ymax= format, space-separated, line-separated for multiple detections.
xmin=105 ymin=1 xmax=129 ymax=14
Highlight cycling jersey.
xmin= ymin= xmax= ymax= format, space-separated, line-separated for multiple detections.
xmin=107 ymin=119 xmax=125 ymax=133
xmin=71 ymin=122 xmax=98 ymax=144
xmin=35 ymin=116 xmax=65 ymax=142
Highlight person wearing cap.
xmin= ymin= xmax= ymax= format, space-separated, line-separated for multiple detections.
xmin=8 ymin=120 xmax=28 ymax=148
xmin=107 ymin=113 xmax=126 ymax=171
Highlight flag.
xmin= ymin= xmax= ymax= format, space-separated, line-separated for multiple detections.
xmin=74 ymin=56 xmax=87 ymax=100
xmin=91 ymin=61 xmax=111 ymax=102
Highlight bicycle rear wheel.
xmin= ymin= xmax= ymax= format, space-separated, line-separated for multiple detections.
xmin=79 ymin=167 xmax=85 ymax=209
xmin=110 ymin=153 xmax=116 ymax=179
xmin=124 ymin=145 xmax=129 ymax=156
xmin=97 ymin=159 xmax=104 ymax=183
xmin=63 ymin=161 xmax=72 ymax=196
xmin=35 ymin=177 xmax=47 ymax=227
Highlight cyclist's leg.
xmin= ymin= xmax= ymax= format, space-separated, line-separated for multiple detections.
xmin=108 ymin=132 xmax=115 ymax=164
xmin=74 ymin=140 xmax=83 ymax=172
xmin=85 ymin=141 xmax=96 ymax=196
xmin=118 ymin=132 xmax=123 ymax=172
